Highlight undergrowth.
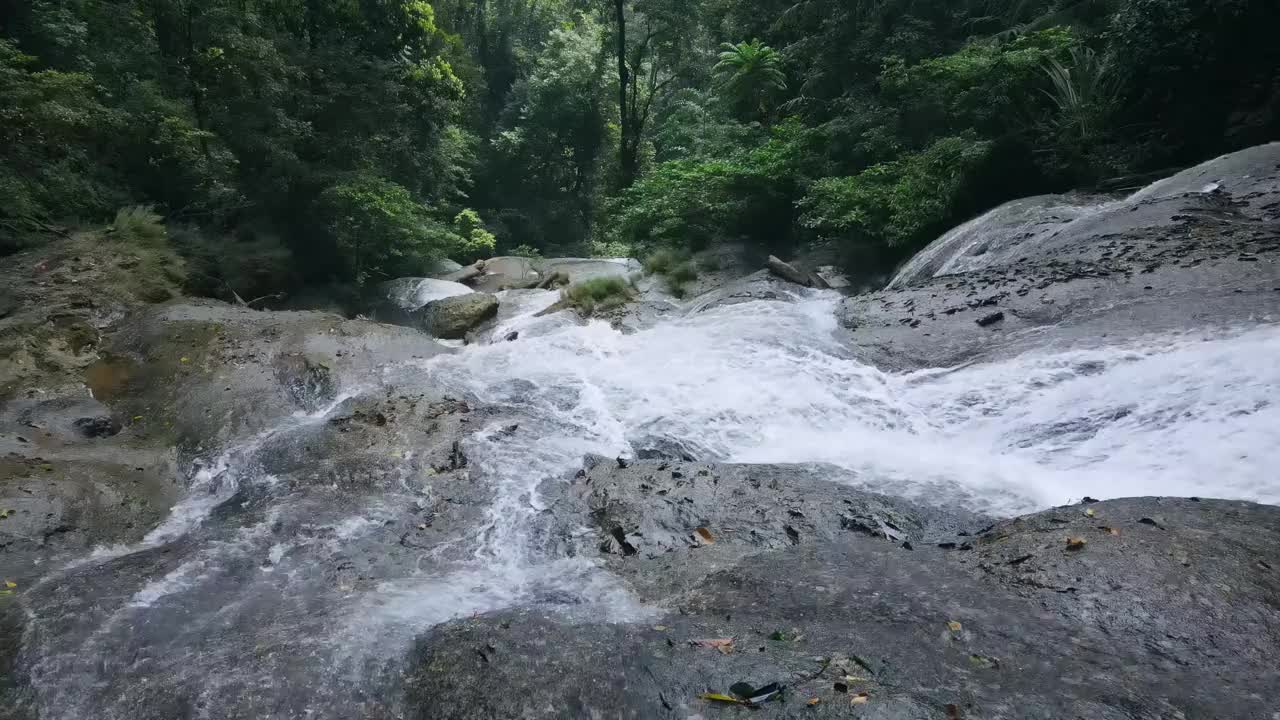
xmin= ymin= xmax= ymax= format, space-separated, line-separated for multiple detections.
xmin=563 ymin=276 xmax=634 ymax=315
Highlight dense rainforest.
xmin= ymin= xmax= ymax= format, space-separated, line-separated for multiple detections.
xmin=2 ymin=0 xmax=1277 ymax=299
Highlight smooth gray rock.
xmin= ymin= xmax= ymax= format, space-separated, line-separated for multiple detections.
xmin=841 ymin=142 xmax=1280 ymax=369
xmin=468 ymin=256 xmax=537 ymax=292
xmin=687 ymin=269 xmax=811 ymax=313
xmin=407 ymin=464 xmax=1280 ymax=720
xmin=557 ymin=458 xmax=985 ymax=600
xmin=412 ymin=293 xmax=499 ymax=339
xmin=427 ymin=257 xmax=464 ymax=277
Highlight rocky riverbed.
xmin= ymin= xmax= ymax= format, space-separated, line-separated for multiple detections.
xmin=2 ymin=144 xmax=1279 ymax=719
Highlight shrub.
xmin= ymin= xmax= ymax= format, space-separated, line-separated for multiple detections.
xmin=110 ymin=206 xmax=167 ymax=247
xmin=171 ymin=224 xmax=297 ymax=299
xmin=800 ymin=136 xmax=994 ymax=269
xmin=451 ymin=209 xmax=498 ymax=262
xmin=563 ymin=276 xmax=633 ymax=315
xmin=881 ymin=28 xmax=1078 ymax=146
xmin=643 ymin=248 xmax=685 ymax=275
xmin=643 ymin=249 xmax=699 ymax=298
xmin=664 ymin=261 xmax=698 ymax=298
xmin=1106 ymin=0 xmax=1280 ymax=166
xmin=314 ymin=176 xmax=494 ymax=285
xmin=508 ymin=243 xmax=543 ymax=259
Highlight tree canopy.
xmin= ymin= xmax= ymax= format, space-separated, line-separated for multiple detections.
xmin=3 ymin=0 xmax=1277 ymax=291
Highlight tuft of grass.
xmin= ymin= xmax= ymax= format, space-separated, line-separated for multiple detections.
xmin=643 ymin=248 xmax=684 ymax=275
xmin=111 ymin=205 xmax=167 ymax=247
xmin=564 ymin=276 xmax=634 ymax=315
xmin=644 ymin=248 xmax=699 ymax=298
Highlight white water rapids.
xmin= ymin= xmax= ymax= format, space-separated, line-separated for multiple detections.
xmin=20 ymin=286 xmax=1280 ymax=718
xmin=434 ymin=289 xmax=1280 ymax=517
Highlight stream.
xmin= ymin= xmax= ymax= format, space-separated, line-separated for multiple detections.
xmin=17 ymin=286 xmax=1280 ymax=718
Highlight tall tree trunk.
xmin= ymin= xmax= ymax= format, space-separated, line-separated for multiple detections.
xmin=614 ymin=0 xmax=636 ymax=188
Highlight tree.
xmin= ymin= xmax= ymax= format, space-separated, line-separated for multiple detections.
xmin=484 ymin=18 xmax=610 ymax=252
xmin=607 ymin=0 xmax=693 ymax=188
xmin=712 ymin=39 xmax=786 ymax=122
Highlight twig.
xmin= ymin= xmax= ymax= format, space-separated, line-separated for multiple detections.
xmin=245 ymin=292 xmax=286 ymax=308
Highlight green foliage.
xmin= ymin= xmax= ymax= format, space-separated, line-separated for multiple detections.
xmin=609 ymin=159 xmax=738 ymax=250
xmin=170 ymin=224 xmax=296 ymax=299
xmin=800 ymin=137 xmax=994 ymax=261
xmin=1107 ymin=0 xmax=1280 ymax=165
xmin=315 ymin=176 xmax=445 ymax=285
xmin=0 ymin=38 xmax=124 ymax=226
xmin=1 ymin=0 xmax=475 ymax=282
xmin=481 ymin=18 xmax=609 ymax=253
xmin=508 ymin=244 xmax=544 ymax=259
xmin=643 ymin=248 xmax=685 ymax=275
xmin=5 ymin=0 xmax=1277 ymax=287
xmin=451 ymin=209 xmax=498 ymax=261
xmin=109 ymin=206 xmax=168 ymax=247
xmin=643 ymin=248 xmax=698 ymax=297
xmin=607 ymin=119 xmax=810 ymax=253
xmin=563 ymin=276 xmax=634 ymax=314
xmin=881 ymin=28 xmax=1078 ymax=145
xmin=713 ymin=40 xmax=787 ymax=121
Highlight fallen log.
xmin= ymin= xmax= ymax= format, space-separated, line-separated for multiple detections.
xmin=766 ymin=255 xmax=810 ymax=287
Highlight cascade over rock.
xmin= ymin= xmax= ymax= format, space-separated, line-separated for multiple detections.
xmin=2 ymin=144 xmax=1279 ymax=719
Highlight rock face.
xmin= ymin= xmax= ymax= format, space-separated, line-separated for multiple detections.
xmin=411 ymin=292 xmax=499 ymax=339
xmin=841 ymin=142 xmax=1280 ymax=369
xmin=2 ymin=281 xmax=473 ymax=718
xmin=407 ymin=460 xmax=1280 ymax=720
xmin=4 ymin=147 xmax=1279 ymax=720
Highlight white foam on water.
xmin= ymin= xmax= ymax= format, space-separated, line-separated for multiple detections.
xmin=427 ymin=294 xmax=1280 ymax=520
xmin=24 ymin=280 xmax=1280 ymax=719
xmin=59 ymin=389 xmax=364 ymax=573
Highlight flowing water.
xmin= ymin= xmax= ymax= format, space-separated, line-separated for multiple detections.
xmin=18 ymin=287 xmax=1280 ymax=717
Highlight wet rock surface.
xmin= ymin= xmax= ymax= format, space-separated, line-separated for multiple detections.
xmin=4 ymin=148 xmax=1280 ymax=719
xmin=841 ymin=143 xmax=1280 ymax=369
xmin=560 ymin=458 xmax=983 ymax=599
xmin=410 ymin=292 xmax=499 ymax=339
xmin=1 ymin=260 xmax=470 ymax=718
xmin=410 ymin=461 xmax=1280 ymax=719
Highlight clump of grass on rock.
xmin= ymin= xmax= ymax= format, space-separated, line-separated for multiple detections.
xmin=564 ymin=276 xmax=634 ymax=315
xmin=643 ymin=248 xmax=698 ymax=298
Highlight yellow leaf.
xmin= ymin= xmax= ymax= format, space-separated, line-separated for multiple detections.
xmin=1084 ymin=508 xmax=1095 ymax=517
xmin=4 ymin=580 xmax=15 ymax=588
xmin=133 ymin=415 xmax=143 ymax=421
xmin=1066 ymin=536 xmax=1087 ymax=551
xmin=652 ymin=625 xmax=668 ymax=632
xmin=807 ymin=697 xmax=821 ymax=706
xmin=179 ymin=357 xmax=190 ymax=363
xmin=699 ymin=693 xmax=744 ymax=704
xmin=851 ymin=692 xmax=870 ymax=704
xmin=947 ymin=620 xmax=963 ymax=632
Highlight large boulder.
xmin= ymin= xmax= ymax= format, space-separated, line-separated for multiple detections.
xmin=468 ymin=256 xmax=538 ymax=292
xmin=406 ymin=460 xmax=1280 ymax=720
xmin=3 ymin=294 xmax=484 ymax=720
xmin=841 ymin=142 xmax=1280 ymax=369
xmin=412 ymin=292 xmax=499 ymax=339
